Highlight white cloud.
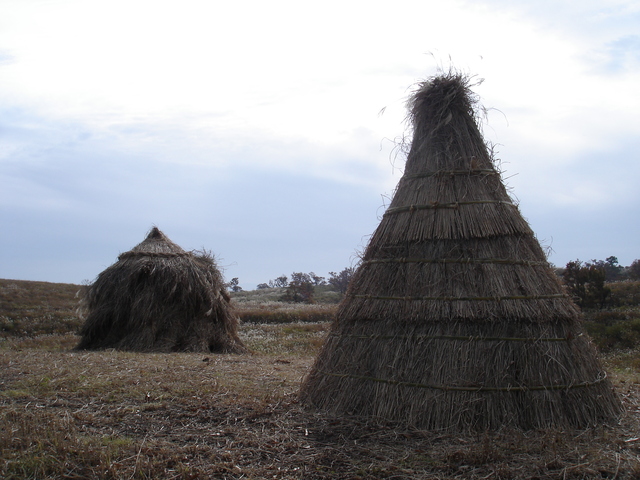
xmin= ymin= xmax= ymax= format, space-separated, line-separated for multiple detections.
xmin=1 ymin=0 xmax=639 ymax=284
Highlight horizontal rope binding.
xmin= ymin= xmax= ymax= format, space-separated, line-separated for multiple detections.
xmin=385 ymin=200 xmax=516 ymax=215
xmin=402 ymin=168 xmax=497 ymax=179
xmin=118 ymin=251 xmax=193 ymax=260
xmin=328 ymin=333 xmax=572 ymax=342
xmin=351 ymin=294 xmax=568 ymax=302
xmin=363 ymin=258 xmax=549 ymax=267
xmin=317 ymin=370 xmax=608 ymax=392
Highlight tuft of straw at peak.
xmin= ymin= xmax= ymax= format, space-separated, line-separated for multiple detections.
xmin=408 ymin=73 xmax=480 ymax=131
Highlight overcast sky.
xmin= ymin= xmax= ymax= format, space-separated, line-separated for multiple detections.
xmin=1 ymin=0 xmax=639 ymax=289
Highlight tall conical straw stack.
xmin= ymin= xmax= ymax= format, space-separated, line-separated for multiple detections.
xmin=299 ymin=73 xmax=621 ymax=430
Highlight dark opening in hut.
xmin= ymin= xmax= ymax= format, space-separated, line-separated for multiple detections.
xmin=299 ymin=73 xmax=622 ymax=431
xmin=76 ymin=227 xmax=247 ymax=354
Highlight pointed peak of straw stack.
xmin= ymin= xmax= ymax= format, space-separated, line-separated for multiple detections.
xmin=408 ymin=73 xmax=480 ymax=128
xmin=147 ymin=226 xmax=165 ymax=239
xmin=122 ymin=226 xmax=187 ymax=258
xmin=404 ymin=72 xmax=490 ymax=174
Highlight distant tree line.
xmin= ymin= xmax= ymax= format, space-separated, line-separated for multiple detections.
xmin=231 ymin=255 xmax=640 ymax=309
xmin=559 ymin=256 xmax=640 ymax=309
xmin=255 ymin=267 xmax=356 ymax=304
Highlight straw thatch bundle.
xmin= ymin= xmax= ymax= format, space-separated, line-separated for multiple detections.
xmin=299 ymin=73 xmax=621 ymax=430
xmin=76 ymin=227 xmax=247 ymax=353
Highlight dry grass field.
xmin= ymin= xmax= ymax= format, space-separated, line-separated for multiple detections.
xmin=2 ymin=279 xmax=640 ymax=479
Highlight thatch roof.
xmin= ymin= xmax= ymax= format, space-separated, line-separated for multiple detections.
xmin=76 ymin=227 xmax=247 ymax=353
xmin=299 ymin=73 xmax=621 ymax=430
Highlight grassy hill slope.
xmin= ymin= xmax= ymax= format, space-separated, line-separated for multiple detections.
xmin=0 ymin=279 xmax=84 ymax=337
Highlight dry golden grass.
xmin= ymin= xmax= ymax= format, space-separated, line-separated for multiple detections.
xmin=0 ymin=279 xmax=83 ymax=337
xmin=2 ymin=325 xmax=640 ymax=479
xmin=3 ymin=280 xmax=640 ymax=478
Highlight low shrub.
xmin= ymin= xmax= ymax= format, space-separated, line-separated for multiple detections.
xmin=584 ymin=309 xmax=640 ymax=352
xmin=586 ymin=309 xmax=631 ymax=325
xmin=237 ymin=305 xmax=337 ymax=324
xmin=610 ymin=281 xmax=640 ymax=307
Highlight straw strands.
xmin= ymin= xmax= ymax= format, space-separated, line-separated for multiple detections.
xmin=299 ymin=73 xmax=622 ymax=430
xmin=76 ymin=227 xmax=247 ymax=354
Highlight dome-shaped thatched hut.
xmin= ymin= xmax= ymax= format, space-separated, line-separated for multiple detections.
xmin=299 ymin=73 xmax=621 ymax=430
xmin=76 ymin=227 xmax=247 ymax=353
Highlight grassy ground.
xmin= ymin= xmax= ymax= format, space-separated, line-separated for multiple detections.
xmin=2 ymin=329 xmax=640 ymax=479
xmin=0 ymin=279 xmax=83 ymax=337
xmin=2 ymin=280 xmax=640 ymax=479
